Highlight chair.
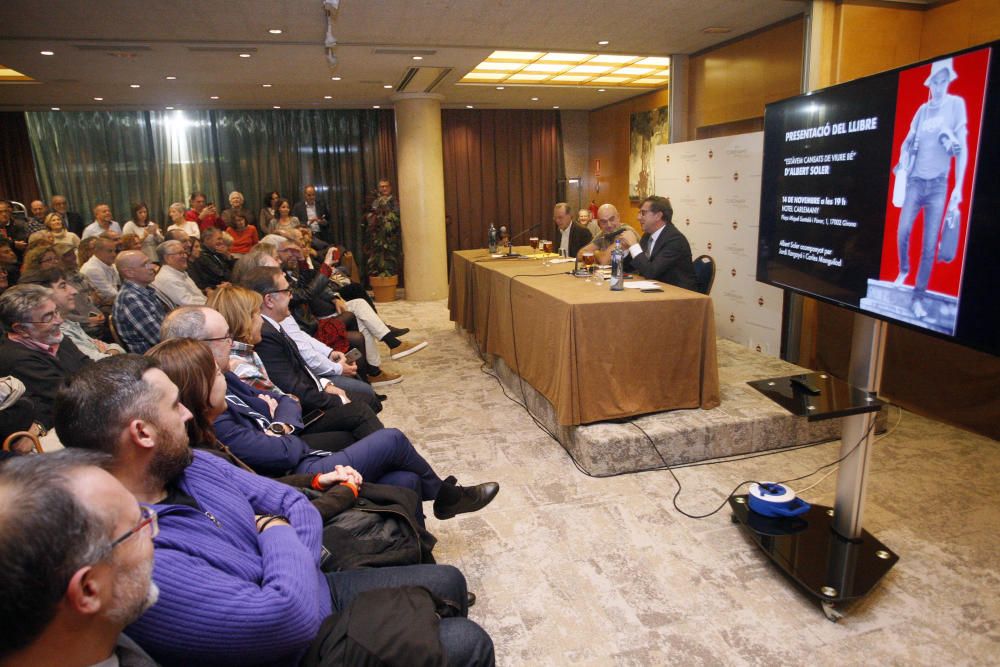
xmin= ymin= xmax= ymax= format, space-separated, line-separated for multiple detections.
xmin=693 ymin=255 xmax=716 ymax=295
xmin=108 ymin=313 xmax=126 ymax=348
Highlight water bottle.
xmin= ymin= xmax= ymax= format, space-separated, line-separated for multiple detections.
xmin=610 ymin=239 xmax=624 ymax=291
xmin=488 ymin=223 xmax=498 ymax=253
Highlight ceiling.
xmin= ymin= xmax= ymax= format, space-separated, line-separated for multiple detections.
xmin=0 ymin=0 xmax=806 ymax=112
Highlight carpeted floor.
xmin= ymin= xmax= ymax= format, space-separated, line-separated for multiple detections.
xmin=375 ymin=297 xmax=1000 ymax=666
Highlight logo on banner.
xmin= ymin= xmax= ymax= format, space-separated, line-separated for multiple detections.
xmin=732 ymin=220 xmax=738 ymax=230
xmin=665 ymin=154 xmax=671 ymax=162
xmin=731 ymin=268 xmax=737 ymax=277
xmin=707 ymin=196 xmax=713 ymax=205
xmin=685 ymin=174 xmax=690 ymax=183
xmin=706 ymin=242 xmax=712 ymax=251
xmin=708 ymin=150 xmax=714 ymax=159
xmin=756 ymin=344 xmax=762 ymax=353
xmin=685 ymin=217 xmax=691 ymax=226
xmin=729 ymin=313 xmax=736 ymax=323
xmin=733 ymin=171 xmax=740 ymax=181
xmin=758 ymin=297 xmax=765 ymax=307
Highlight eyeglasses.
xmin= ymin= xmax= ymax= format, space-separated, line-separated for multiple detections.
xmin=264 ymin=287 xmax=292 ymax=296
xmin=22 ymin=309 xmax=63 ymax=325
xmin=110 ymin=505 xmax=158 ymax=550
xmin=200 ymin=331 xmax=233 ymax=343
xmin=638 ymin=208 xmax=653 ymax=216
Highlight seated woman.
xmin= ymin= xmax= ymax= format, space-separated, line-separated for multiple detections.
xmin=43 ymin=212 xmax=81 ymax=250
xmin=19 ymin=243 xmax=60 ymax=278
xmin=272 ymin=197 xmax=300 ymax=233
xmin=145 ymin=338 xmax=499 ymax=522
xmin=225 ymin=213 xmax=259 ymax=255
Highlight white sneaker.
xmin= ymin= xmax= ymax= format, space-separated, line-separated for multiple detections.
xmin=390 ymin=340 xmax=428 ymax=360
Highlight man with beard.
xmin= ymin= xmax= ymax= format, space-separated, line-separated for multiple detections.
xmin=56 ymin=355 xmax=495 ymax=666
xmin=0 ymin=449 xmax=160 ymax=667
xmin=0 ymin=284 xmax=91 ymax=429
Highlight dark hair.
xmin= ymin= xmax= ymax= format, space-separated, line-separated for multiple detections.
xmin=274 ymin=198 xmax=291 ymax=218
xmin=131 ymin=202 xmax=148 ymax=221
xmin=17 ymin=266 xmax=67 ymax=287
xmin=239 ymin=266 xmax=282 ymax=296
xmin=263 ymin=191 xmax=280 ymax=208
xmin=145 ymin=338 xmax=217 ymax=448
xmin=642 ymin=195 xmax=673 ymax=223
xmin=0 ymin=449 xmax=113 ymax=658
xmin=55 ymin=355 xmax=160 ymax=456
xmin=189 ymin=191 xmax=206 ymax=204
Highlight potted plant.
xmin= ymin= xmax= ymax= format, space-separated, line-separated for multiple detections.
xmin=363 ymin=195 xmax=401 ymax=302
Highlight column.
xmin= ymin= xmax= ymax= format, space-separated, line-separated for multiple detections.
xmin=391 ymin=92 xmax=448 ymax=301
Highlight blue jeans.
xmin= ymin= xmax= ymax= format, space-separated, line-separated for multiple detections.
xmin=324 ymin=373 xmax=376 ymax=399
xmin=325 ymin=564 xmax=495 ymax=666
xmin=898 ymin=175 xmax=947 ymax=294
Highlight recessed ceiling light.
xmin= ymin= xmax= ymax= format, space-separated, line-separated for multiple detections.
xmin=93 ymin=97 xmax=103 ymax=101
xmin=239 ymin=53 xmax=252 ymax=58
xmin=373 ymin=105 xmax=381 ymax=109
xmin=597 ymin=88 xmax=606 ymax=92
xmin=51 ymin=107 xmax=60 ymax=111
xmin=597 ymin=40 xmax=609 ymax=46
xmin=553 ymin=106 xmax=560 ymax=109
xmin=268 ymin=28 xmax=283 ymax=34
xmin=496 ymin=86 xmax=504 ymax=90
xmin=324 ymin=95 xmax=332 ymax=99
xmin=412 ymin=56 xmax=423 ymax=60
xmin=262 ymin=83 xmax=272 ymax=88
xmin=130 ymin=84 xmax=140 ymax=88
xmin=383 ymin=84 xmax=393 ymax=89
xmin=40 ymin=50 xmax=54 ymax=56
xmin=702 ymin=26 xmax=732 ymax=34
xmin=166 ymin=106 xmax=174 ymax=110
xmin=531 ymin=97 xmax=539 ymax=101
xmin=273 ymin=105 xmax=281 ymax=109
xmin=466 ymin=105 xmax=474 ymax=109
xmin=165 ymin=76 xmax=177 ymax=80
xmin=210 ymin=96 xmax=219 ymax=100
xmin=331 ymin=76 xmax=342 ymax=81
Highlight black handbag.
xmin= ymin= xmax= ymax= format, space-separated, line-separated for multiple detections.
xmin=937 ymin=208 xmax=960 ymax=263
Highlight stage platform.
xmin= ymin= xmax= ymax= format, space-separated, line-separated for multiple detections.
xmin=487 ymin=338 xmax=886 ymax=475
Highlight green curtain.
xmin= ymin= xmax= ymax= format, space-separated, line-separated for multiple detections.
xmin=25 ymin=109 xmax=394 ymax=264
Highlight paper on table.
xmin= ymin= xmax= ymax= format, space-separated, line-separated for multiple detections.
xmin=547 ymin=258 xmax=576 ymax=264
xmin=623 ymin=280 xmax=660 ymax=289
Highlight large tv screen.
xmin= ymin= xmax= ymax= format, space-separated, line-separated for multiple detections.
xmin=757 ymin=42 xmax=999 ymax=357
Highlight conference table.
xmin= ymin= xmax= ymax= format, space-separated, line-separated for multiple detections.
xmin=448 ymin=248 xmax=720 ymax=426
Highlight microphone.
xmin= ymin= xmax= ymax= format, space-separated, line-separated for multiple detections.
xmin=498 ymin=223 xmax=542 ymax=258
xmin=508 ymin=223 xmax=542 ymax=245
xmin=603 ymin=227 xmax=626 ymax=242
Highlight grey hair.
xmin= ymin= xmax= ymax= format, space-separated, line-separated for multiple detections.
xmin=160 ymin=306 xmax=208 ymax=340
xmin=228 ymin=191 xmax=243 ymax=201
xmin=201 ymin=227 xmax=222 ymax=243
xmin=168 ymin=202 xmax=186 ymax=215
xmin=0 ymin=284 xmax=54 ymax=328
xmin=156 ymin=239 xmax=184 ymax=263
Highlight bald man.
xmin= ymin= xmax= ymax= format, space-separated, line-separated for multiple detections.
xmin=113 ymin=250 xmax=168 ymax=353
xmin=27 ymin=200 xmax=48 ymax=234
xmin=82 ymin=204 xmax=122 ymax=240
xmin=576 ymin=203 xmax=630 ymax=264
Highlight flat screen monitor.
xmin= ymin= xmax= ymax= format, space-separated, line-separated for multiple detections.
xmin=757 ymin=41 xmax=999 ymax=357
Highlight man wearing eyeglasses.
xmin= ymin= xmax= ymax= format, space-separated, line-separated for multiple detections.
xmin=615 ymin=195 xmax=699 ymax=291
xmin=0 ymin=449 xmax=161 ymax=666
xmin=55 ymin=356 xmax=495 ymax=666
xmin=0 ymin=283 xmax=91 ymax=430
xmin=114 ymin=250 xmax=169 ymax=354
xmin=152 ymin=239 xmax=206 ymax=308
xmin=575 ymin=203 xmax=629 ymax=265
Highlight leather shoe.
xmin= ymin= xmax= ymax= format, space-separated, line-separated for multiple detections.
xmin=467 ymin=592 xmax=477 ymax=608
xmin=433 ymin=481 xmax=500 ymax=520
xmin=388 ymin=325 xmax=409 ymax=337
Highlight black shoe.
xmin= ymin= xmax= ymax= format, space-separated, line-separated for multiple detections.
xmin=433 ymin=479 xmax=500 ymax=520
xmin=387 ymin=325 xmax=409 ymax=337
xmin=467 ymin=591 xmax=477 ymax=608
xmin=375 ymin=393 xmax=388 ymax=402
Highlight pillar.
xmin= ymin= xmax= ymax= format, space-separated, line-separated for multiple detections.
xmin=391 ymin=92 xmax=448 ymax=301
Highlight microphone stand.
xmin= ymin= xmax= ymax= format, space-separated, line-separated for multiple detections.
xmin=498 ymin=223 xmax=542 ymax=259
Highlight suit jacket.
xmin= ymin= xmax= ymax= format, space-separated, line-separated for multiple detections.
xmin=624 ymin=223 xmax=698 ymax=291
xmin=0 ymin=336 xmax=91 ymax=428
xmin=188 ymin=248 xmax=233 ymax=290
xmin=292 ymin=199 xmax=330 ymax=228
xmin=64 ymin=211 xmax=85 ymax=237
xmin=555 ymin=223 xmax=593 ymax=258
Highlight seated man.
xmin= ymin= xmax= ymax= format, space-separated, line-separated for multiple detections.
xmin=50 ymin=194 xmax=85 ymax=237
xmin=152 ymin=239 xmax=206 ymax=307
xmin=291 ymin=184 xmax=330 ymax=236
xmin=578 ymin=207 xmax=600 ymax=239
xmin=114 ymin=250 xmax=168 ymax=354
xmin=79 ymin=235 xmax=121 ymax=307
xmin=576 ymin=203 xmax=629 ymax=265
xmin=55 ymin=356 xmax=495 ymax=667
xmin=0 ymin=284 xmax=91 ymax=429
xmin=185 ymin=191 xmax=221 ymax=232
xmin=0 ymin=450 xmax=160 ymax=667
xmin=617 ymin=195 xmax=698 ymax=291
xmin=19 ymin=266 xmax=125 ymax=360
xmin=553 ymin=202 xmax=592 ymax=258
xmin=188 ymin=227 xmax=233 ymax=291
xmin=234 ymin=268 xmax=387 ymax=442
xmin=81 ymin=203 xmax=123 ymax=240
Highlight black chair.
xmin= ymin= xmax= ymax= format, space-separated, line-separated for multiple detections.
xmin=692 ymin=255 xmax=715 ymax=295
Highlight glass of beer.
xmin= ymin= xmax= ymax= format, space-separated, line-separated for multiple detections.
xmin=581 ymin=251 xmax=595 ymax=281
xmin=542 ymin=239 xmax=554 ymax=254
xmin=529 ymin=236 xmax=539 ymax=250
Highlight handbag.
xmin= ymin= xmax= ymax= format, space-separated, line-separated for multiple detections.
xmin=937 ymin=207 xmax=960 ymax=263
xmin=892 ymin=107 xmax=924 ymax=208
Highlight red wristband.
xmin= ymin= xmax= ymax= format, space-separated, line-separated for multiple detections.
xmin=311 ymin=474 xmax=324 ymax=491
xmin=340 ymin=481 xmax=359 ymax=498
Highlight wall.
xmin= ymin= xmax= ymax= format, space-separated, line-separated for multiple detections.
xmin=586 ymin=88 xmax=669 ymax=227
xmin=559 ymin=110 xmax=590 ymax=213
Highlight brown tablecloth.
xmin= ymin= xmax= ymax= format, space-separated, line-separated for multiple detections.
xmin=449 ymin=249 xmax=721 ymax=425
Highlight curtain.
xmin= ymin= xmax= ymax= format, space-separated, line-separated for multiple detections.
xmin=442 ymin=110 xmax=563 ymax=257
xmin=0 ymin=112 xmax=42 ymax=205
xmin=25 ymin=109 xmax=395 ymax=264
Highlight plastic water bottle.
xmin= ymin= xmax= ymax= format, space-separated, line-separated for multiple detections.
xmin=488 ymin=223 xmax=498 ymax=253
xmin=610 ymin=239 xmax=624 ymax=291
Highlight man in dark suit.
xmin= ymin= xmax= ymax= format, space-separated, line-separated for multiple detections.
xmin=242 ymin=266 xmax=384 ymax=444
xmin=0 ymin=284 xmax=91 ymax=429
xmin=619 ymin=195 xmax=698 ymax=292
xmin=553 ymin=202 xmax=592 ymax=258
xmin=50 ymin=194 xmax=85 ymax=237
xmin=291 ymin=184 xmax=332 ymax=241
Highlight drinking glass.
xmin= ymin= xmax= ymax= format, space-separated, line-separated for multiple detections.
xmin=529 ymin=237 xmax=539 ymax=250
xmin=581 ymin=252 xmax=595 ymax=281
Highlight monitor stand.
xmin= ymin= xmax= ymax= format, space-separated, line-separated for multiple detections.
xmin=741 ymin=314 xmax=897 ymax=622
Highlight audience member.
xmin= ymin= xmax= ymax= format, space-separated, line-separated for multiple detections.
xmin=152 ymin=240 xmax=206 ymax=307
xmin=122 ymin=202 xmax=164 ymax=263
xmin=49 ymin=194 xmax=85 ymax=237
xmin=0 ymin=450 xmax=160 ymax=667
xmin=553 ymin=202 xmax=592 ymax=258
xmin=292 ymin=184 xmax=330 ymax=237
xmin=272 ymin=197 xmax=300 ymax=234
xmin=219 ymin=190 xmax=256 ymax=229
xmin=185 ymin=191 xmax=221 ymax=232
xmin=20 ymin=243 xmax=60 ymax=276
xmin=0 ymin=375 xmax=41 ymax=458
xmin=27 ymin=230 xmax=55 ymax=250
xmin=206 ymin=284 xmax=287 ymax=393
xmin=82 ymin=204 xmax=123 ymax=240
xmin=44 ymin=211 xmax=82 ymax=249
xmin=617 ymin=195 xmax=698 ymax=291
xmin=55 ymin=355 xmax=495 ymax=666
xmin=578 ymin=208 xmax=600 ymax=239
xmin=113 ymin=251 xmax=168 ymax=354
xmin=188 ymin=227 xmax=232 ymax=291
xmin=259 ymin=190 xmax=281 ymax=235
xmin=79 ymin=236 xmax=121 ymax=307
xmin=166 ymin=202 xmax=198 ymax=237
xmin=0 ymin=284 xmax=90 ymax=429
xmin=118 ymin=233 xmax=142 ymax=252
xmin=224 ymin=212 xmax=259 ymax=255
xmin=19 ymin=267 xmax=124 ymax=360
xmin=0 ymin=239 xmax=18 ymax=285
xmin=0 ymin=201 xmax=28 ymax=255
xmin=26 ymin=200 xmax=48 ymax=234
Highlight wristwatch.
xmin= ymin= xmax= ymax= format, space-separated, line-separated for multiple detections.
xmin=267 ymin=422 xmax=290 ymax=435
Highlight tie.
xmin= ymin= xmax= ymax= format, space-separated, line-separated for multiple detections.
xmin=641 ymin=235 xmax=651 ymax=258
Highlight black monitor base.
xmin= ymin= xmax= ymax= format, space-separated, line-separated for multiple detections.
xmin=729 ymin=495 xmax=898 ymax=622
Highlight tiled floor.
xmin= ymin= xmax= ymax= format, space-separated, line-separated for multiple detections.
xmin=375 ymin=297 xmax=1000 ymax=666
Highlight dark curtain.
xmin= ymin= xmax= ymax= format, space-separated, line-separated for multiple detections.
xmin=0 ymin=112 xmax=41 ymax=205
xmin=25 ymin=109 xmax=395 ymax=264
xmin=442 ymin=110 xmax=563 ymax=256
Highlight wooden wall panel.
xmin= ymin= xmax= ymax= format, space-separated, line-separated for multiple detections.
xmin=833 ymin=4 xmax=924 ymax=82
